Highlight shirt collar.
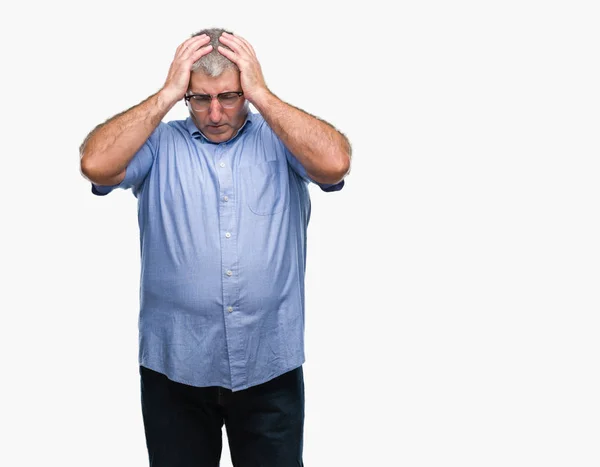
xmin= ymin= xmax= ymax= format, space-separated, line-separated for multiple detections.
xmin=185 ymin=112 xmax=254 ymax=144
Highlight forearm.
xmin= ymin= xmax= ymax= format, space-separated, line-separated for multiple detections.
xmin=79 ymin=90 xmax=176 ymax=185
xmin=252 ymin=91 xmax=351 ymax=184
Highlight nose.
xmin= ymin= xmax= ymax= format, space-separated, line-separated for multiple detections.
xmin=208 ymin=97 xmax=223 ymax=123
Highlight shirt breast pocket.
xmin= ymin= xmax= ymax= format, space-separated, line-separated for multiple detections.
xmin=243 ymin=160 xmax=290 ymax=215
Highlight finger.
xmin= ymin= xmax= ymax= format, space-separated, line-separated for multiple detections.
xmin=234 ymin=36 xmax=257 ymax=58
xmin=220 ymin=33 xmax=251 ymax=54
xmin=183 ymin=35 xmax=210 ymax=51
xmin=217 ymin=45 xmax=237 ymax=63
xmin=181 ymin=41 xmax=212 ymax=61
xmin=177 ymin=35 xmax=210 ymax=58
xmin=190 ymin=44 xmax=213 ymax=61
xmin=176 ymin=34 xmax=205 ymax=54
xmin=219 ymin=32 xmax=253 ymax=57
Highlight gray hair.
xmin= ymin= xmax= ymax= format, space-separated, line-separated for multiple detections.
xmin=190 ymin=28 xmax=238 ymax=77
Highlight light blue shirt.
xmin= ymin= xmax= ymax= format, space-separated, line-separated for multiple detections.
xmin=92 ymin=111 xmax=344 ymax=391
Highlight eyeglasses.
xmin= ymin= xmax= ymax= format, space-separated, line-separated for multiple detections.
xmin=184 ymin=91 xmax=244 ymax=111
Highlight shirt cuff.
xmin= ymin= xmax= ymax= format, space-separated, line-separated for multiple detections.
xmin=318 ymin=180 xmax=345 ymax=192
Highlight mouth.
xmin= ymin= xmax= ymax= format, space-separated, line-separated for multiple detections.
xmin=207 ymin=124 xmax=226 ymax=132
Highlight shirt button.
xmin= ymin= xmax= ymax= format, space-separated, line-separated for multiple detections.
xmin=223 ymin=196 xmax=229 ymax=202
xmin=225 ymin=232 xmax=231 ymax=238
xmin=227 ymin=306 xmax=233 ymax=313
xmin=226 ymin=270 xmax=232 ymax=276
xmin=219 ymin=162 xmax=225 ymax=168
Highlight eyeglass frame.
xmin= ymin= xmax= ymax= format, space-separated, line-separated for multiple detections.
xmin=184 ymin=91 xmax=244 ymax=110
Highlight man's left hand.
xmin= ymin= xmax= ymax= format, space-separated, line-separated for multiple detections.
xmin=218 ymin=32 xmax=270 ymax=104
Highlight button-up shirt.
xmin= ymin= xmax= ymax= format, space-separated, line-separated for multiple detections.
xmin=91 ymin=111 xmax=344 ymax=391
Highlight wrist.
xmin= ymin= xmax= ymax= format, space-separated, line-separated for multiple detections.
xmin=156 ymin=88 xmax=181 ymax=111
xmin=248 ymin=87 xmax=275 ymax=109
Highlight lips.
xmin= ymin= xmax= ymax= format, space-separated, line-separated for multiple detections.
xmin=204 ymin=125 xmax=223 ymax=133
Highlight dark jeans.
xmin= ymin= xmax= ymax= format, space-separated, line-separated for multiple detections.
xmin=140 ymin=365 xmax=305 ymax=467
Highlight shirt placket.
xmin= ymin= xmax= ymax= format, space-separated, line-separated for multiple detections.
xmin=215 ymin=142 xmax=244 ymax=388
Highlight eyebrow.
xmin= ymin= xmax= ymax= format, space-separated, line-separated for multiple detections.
xmin=188 ymin=91 xmax=240 ymax=95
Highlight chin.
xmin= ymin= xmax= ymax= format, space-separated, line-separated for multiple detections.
xmin=207 ymin=132 xmax=231 ymax=143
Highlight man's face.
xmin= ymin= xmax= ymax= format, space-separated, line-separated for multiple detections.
xmin=187 ymin=69 xmax=248 ymax=143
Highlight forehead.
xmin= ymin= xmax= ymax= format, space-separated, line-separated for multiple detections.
xmin=189 ymin=69 xmax=240 ymax=93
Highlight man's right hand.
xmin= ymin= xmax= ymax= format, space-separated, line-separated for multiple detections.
xmin=160 ymin=34 xmax=213 ymax=104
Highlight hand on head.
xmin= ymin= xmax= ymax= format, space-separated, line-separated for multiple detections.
xmin=160 ymin=31 xmax=270 ymax=107
xmin=161 ymin=34 xmax=213 ymax=103
xmin=217 ymin=32 xmax=269 ymax=104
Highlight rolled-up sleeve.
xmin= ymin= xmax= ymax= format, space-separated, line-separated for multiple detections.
xmin=260 ymin=122 xmax=345 ymax=192
xmin=284 ymin=147 xmax=345 ymax=192
xmin=91 ymin=123 xmax=165 ymax=197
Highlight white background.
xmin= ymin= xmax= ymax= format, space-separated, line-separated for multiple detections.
xmin=1 ymin=0 xmax=599 ymax=465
